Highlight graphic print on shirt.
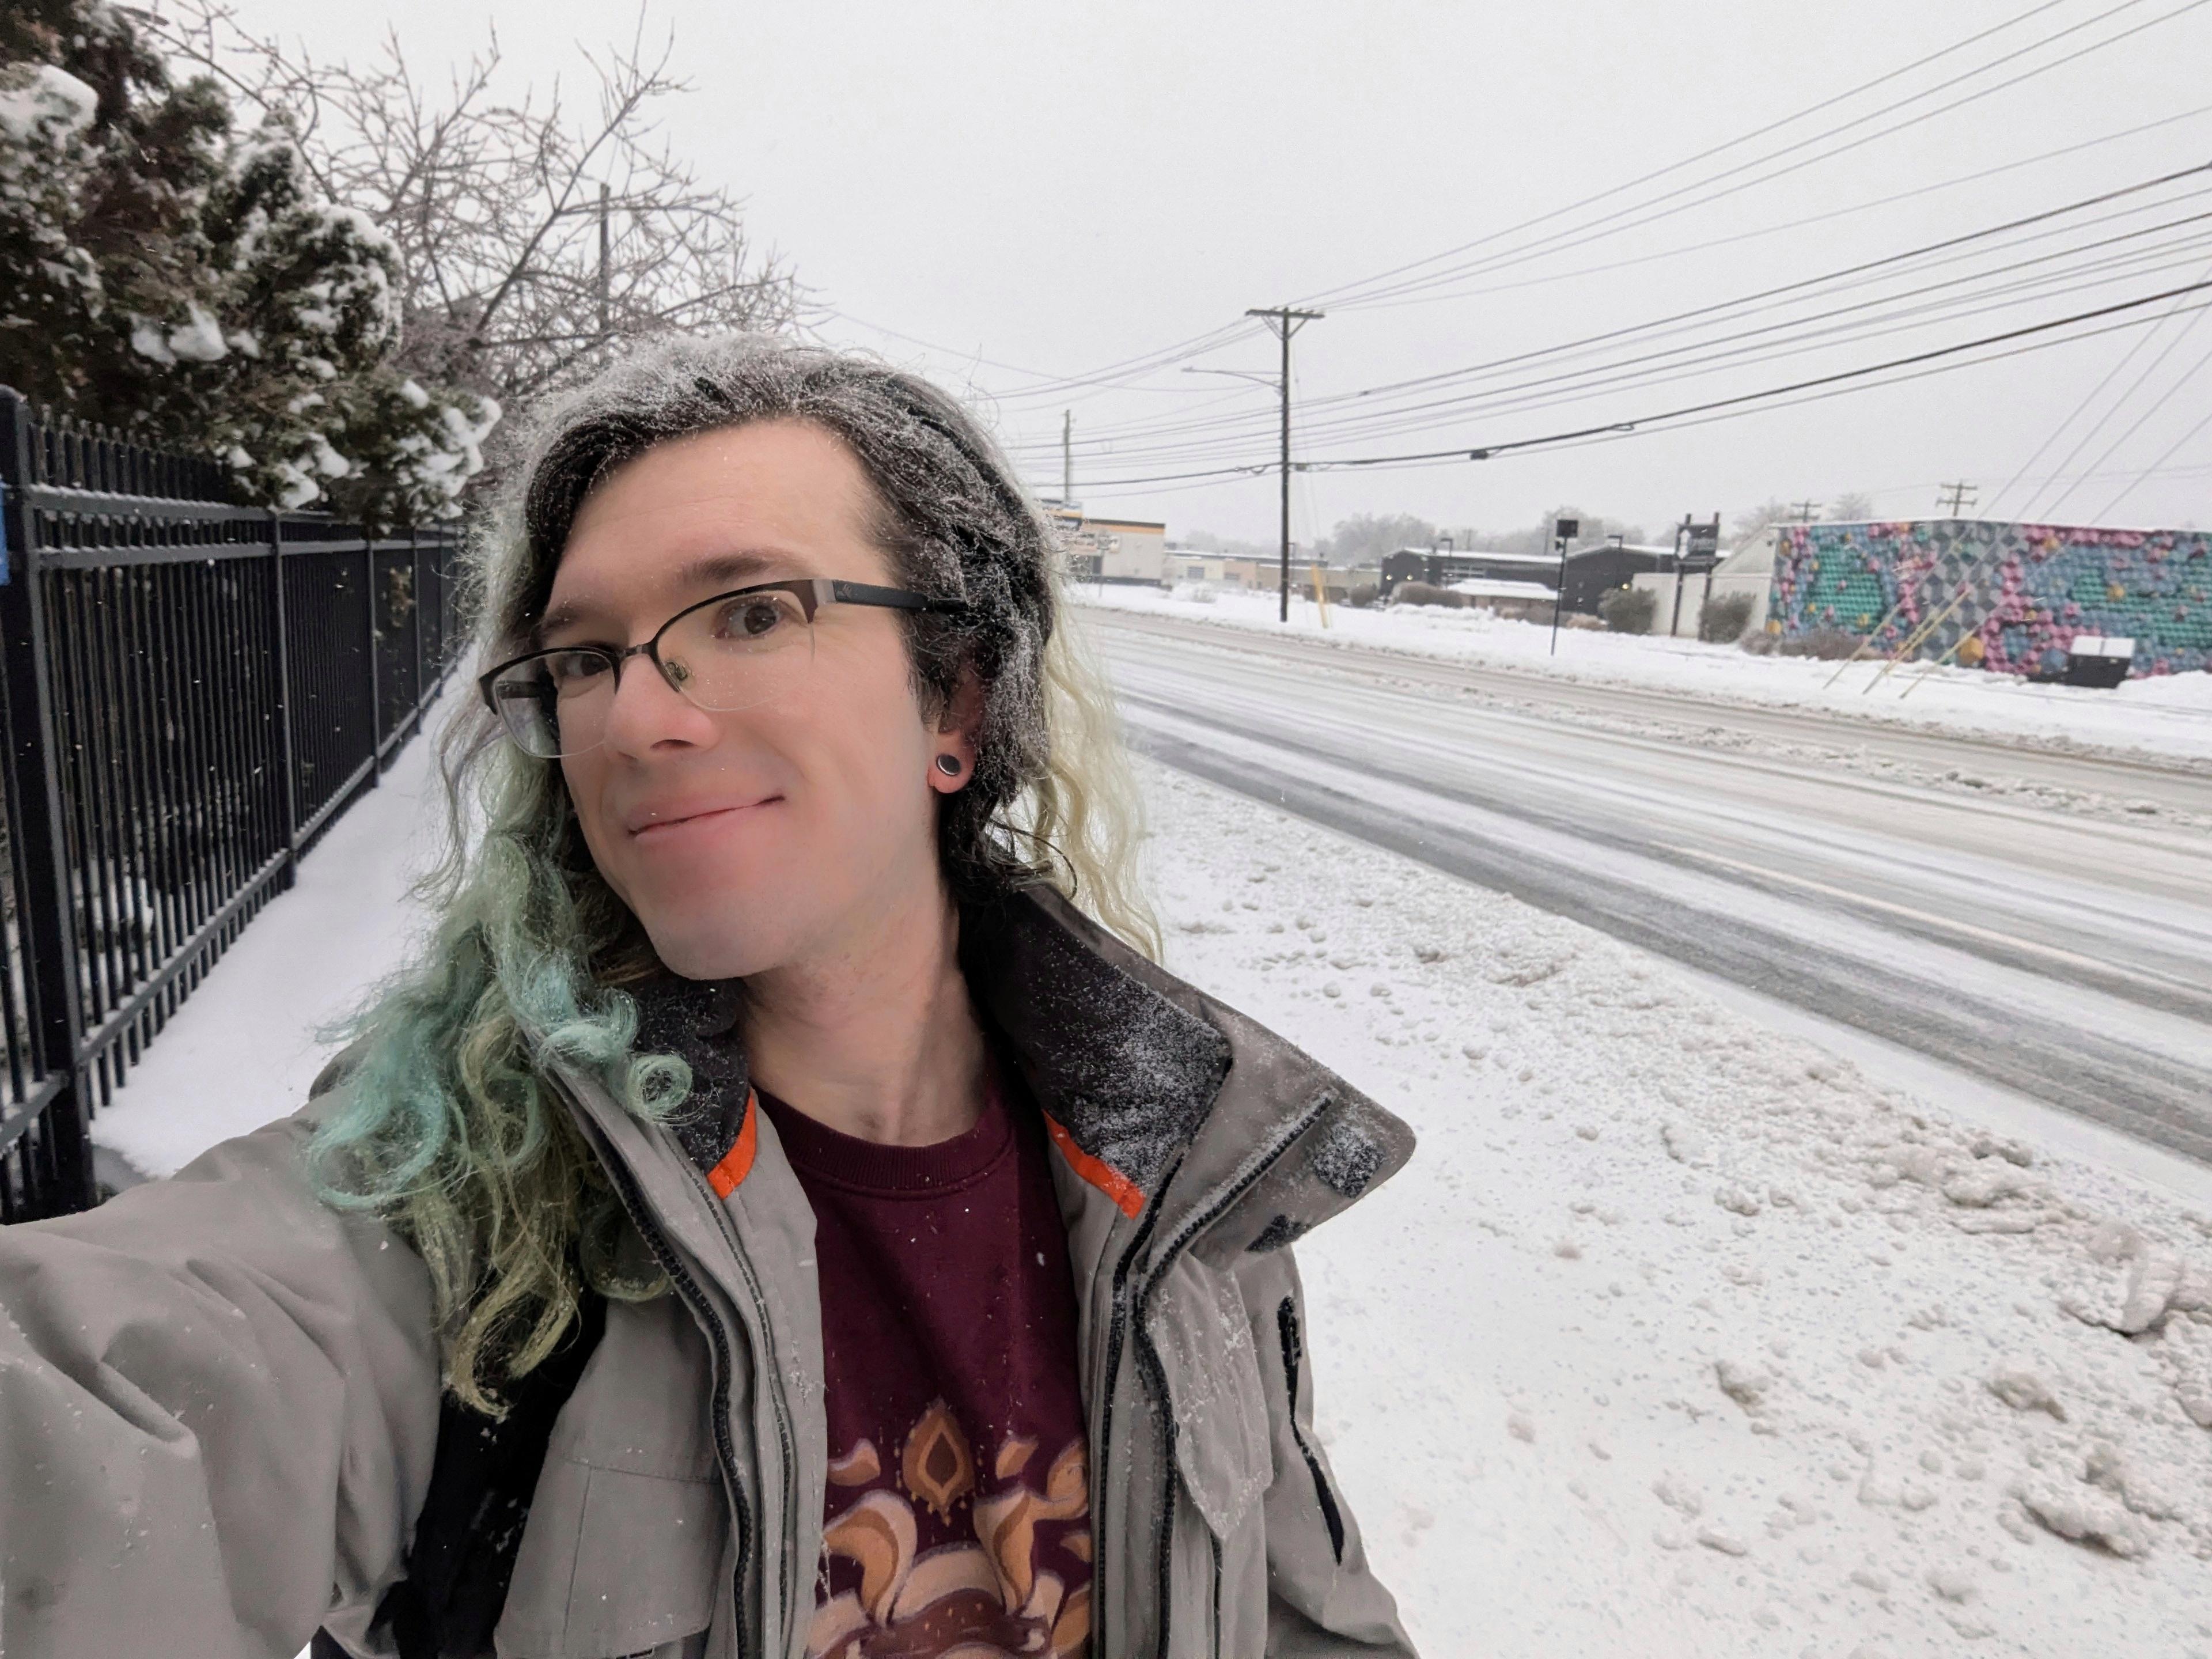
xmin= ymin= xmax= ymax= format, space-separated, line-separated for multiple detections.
xmin=806 ymin=1403 xmax=1092 ymax=1659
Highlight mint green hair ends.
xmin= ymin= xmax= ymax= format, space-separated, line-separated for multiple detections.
xmin=304 ymin=719 xmax=683 ymax=1414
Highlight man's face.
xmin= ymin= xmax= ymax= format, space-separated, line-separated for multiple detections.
xmin=545 ymin=419 xmax=957 ymax=979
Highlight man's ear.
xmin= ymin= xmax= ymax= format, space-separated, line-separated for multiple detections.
xmin=929 ymin=669 xmax=984 ymax=791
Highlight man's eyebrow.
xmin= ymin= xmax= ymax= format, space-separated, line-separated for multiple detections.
xmin=534 ymin=549 xmax=791 ymax=642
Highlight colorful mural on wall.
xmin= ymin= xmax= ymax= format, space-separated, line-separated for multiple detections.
xmin=1768 ymin=520 xmax=2211 ymax=677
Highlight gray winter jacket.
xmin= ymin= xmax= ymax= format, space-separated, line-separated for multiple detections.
xmin=0 ymin=888 xmax=1417 ymax=1658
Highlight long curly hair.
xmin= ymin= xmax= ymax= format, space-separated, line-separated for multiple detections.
xmin=307 ymin=334 xmax=1156 ymax=1412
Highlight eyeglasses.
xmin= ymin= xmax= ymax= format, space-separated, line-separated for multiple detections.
xmin=479 ymin=577 xmax=969 ymax=759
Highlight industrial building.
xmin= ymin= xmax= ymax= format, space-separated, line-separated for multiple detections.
xmin=1050 ymin=509 xmax=1167 ymax=584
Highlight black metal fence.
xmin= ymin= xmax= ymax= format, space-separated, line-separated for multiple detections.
xmin=0 ymin=388 xmax=465 ymax=1222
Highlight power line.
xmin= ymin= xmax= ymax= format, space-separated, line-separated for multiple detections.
xmin=2033 ymin=321 xmax=2212 ymax=516
xmin=2093 ymin=382 xmax=2212 ymax=515
xmin=1069 ymin=303 xmax=2212 ymax=502
xmin=999 ymin=108 xmax=2212 ymax=457
xmin=1315 ymin=0 xmax=2211 ymax=312
xmin=1983 ymin=251 xmax=2212 ymax=512
xmin=1293 ymin=102 xmax=2212 ymax=317
xmin=986 ymin=7 xmax=2212 ymax=474
xmin=1003 ymin=162 xmax=2212 ymax=463
xmin=1046 ymin=276 xmax=2212 ymax=488
xmin=1293 ymin=0 xmax=2088 ymax=309
xmin=1010 ymin=206 xmax=2212 ymax=469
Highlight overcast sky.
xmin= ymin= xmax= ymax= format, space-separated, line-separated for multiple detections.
xmin=225 ymin=0 xmax=2212 ymax=545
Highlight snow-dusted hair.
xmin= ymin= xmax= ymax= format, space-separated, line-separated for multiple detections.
xmin=309 ymin=333 xmax=1154 ymax=1411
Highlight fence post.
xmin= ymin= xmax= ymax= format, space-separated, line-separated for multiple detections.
xmin=0 ymin=390 xmax=95 ymax=1213
xmin=364 ymin=536 xmax=382 ymax=783
xmin=410 ymin=528 xmax=426 ymax=737
xmin=269 ymin=509 xmax=300 ymax=889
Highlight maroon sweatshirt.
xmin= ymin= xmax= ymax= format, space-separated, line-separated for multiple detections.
xmin=755 ymin=1065 xmax=1094 ymax=1659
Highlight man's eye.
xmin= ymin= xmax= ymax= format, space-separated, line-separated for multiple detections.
xmin=546 ymin=650 xmax=609 ymax=684
xmin=717 ymin=597 xmax=791 ymax=639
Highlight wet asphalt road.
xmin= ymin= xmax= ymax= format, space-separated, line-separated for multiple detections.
xmin=1091 ymin=608 xmax=2212 ymax=1164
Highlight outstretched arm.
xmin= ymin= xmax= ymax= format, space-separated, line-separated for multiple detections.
xmin=0 ymin=1112 xmax=441 ymax=1658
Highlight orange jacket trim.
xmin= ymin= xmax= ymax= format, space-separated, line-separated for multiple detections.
xmin=706 ymin=1089 xmax=759 ymax=1199
xmin=1041 ymin=1110 xmax=1145 ymax=1219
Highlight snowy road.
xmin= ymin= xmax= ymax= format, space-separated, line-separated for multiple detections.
xmin=1089 ymin=608 xmax=2212 ymax=1164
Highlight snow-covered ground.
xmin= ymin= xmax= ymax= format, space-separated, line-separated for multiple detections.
xmin=1074 ymin=583 xmax=2212 ymax=766
xmin=1141 ymin=759 xmax=2212 ymax=1659
xmin=86 ymin=698 xmax=2212 ymax=1658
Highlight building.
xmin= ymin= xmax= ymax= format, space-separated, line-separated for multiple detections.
xmin=1634 ymin=535 xmax=1766 ymax=638
xmin=1446 ymin=577 xmax=1559 ymax=623
xmin=1559 ymin=543 xmax=1678 ymax=614
xmin=1768 ymin=519 xmax=2210 ymax=677
xmin=1383 ymin=542 xmax=1676 ymax=616
xmin=1051 ymin=510 xmax=1167 ymax=584
xmin=1165 ymin=546 xmax=1230 ymax=584
xmin=1382 ymin=547 xmax=1559 ymax=590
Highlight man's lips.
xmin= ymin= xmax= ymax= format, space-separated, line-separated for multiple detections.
xmin=624 ymin=797 xmax=781 ymax=839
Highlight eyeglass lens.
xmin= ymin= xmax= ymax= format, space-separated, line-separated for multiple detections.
xmin=490 ymin=588 xmax=816 ymax=757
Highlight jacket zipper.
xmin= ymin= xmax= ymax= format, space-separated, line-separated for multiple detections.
xmin=558 ymin=1083 xmax=759 ymax=1659
xmin=1101 ymin=1089 xmax=1337 ymax=1659
xmin=679 ymin=1156 xmax=802 ymax=1650
xmin=1275 ymin=1296 xmax=1346 ymax=1564
xmin=1090 ymin=1177 xmax=1169 ymax=1659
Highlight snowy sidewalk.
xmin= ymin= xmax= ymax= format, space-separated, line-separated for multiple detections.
xmin=1074 ymin=584 xmax=2212 ymax=766
xmin=90 ymin=702 xmax=448 ymax=1180
xmin=85 ymin=700 xmax=2212 ymax=1658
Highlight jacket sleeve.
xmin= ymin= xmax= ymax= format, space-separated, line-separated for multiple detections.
xmin=0 ymin=1109 xmax=441 ymax=1659
xmin=1237 ymin=1243 xmax=1419 ymax=1658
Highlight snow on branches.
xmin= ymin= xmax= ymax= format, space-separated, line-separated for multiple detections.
xmin=0 ymin=0 xmax=494 ymax=527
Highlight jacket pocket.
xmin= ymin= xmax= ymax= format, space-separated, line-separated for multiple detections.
xmin=1145 ymin=1255 xmax=1274 ymax=1540
xmin=496 ymin=1458 xmax=725 ymax=1658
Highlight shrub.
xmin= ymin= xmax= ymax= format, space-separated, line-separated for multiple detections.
xmin=1599 ymin=586 xmax=1658 ymax=634
xmin=1392 ymin=581 xmax=1470 ymax=609
xmin=1698 ymin=592 xmax=1755 ymax=643
xmin=1775 ymin=628 xmax=1866 ymax=660
xmin=1347 ymin=582 xmax=1380 ymax=609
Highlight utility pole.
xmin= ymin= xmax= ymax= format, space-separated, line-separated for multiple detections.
xmin=1790 ymin=499 xmax=1820 ymax=522
xmin=1247 ymin=306 xmax=1324 ymax=623
xmin=1937 ymin=480 xmax=1978 ymax=517
xmin=1061 ymin=410 xmax=1073 ymax=509
xmin=597 ymin=182 xmax=612 ymax=335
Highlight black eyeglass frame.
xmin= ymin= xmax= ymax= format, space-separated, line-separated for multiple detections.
xmin=477 ymin=576 xmax=972 ymax=743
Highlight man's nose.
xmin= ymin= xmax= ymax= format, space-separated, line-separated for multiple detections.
xmin=600 ymin=649 xmax=718 ymax=755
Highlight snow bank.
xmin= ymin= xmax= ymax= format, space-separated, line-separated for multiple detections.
xmin=1139 ymin=759 xmax=2212 ymax=1657
xmin=1077 ymin=584 xmax=2212 ymax=766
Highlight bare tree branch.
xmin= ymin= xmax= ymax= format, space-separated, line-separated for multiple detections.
xmin=147 ymin=0 xmax=797 ymax=431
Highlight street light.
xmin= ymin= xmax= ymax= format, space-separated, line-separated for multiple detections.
xmin=1183 ymin=364 xmax=1298 ymax=619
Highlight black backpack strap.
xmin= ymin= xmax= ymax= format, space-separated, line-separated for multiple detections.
xmin=316 ymin=1289 xmax=609 ymax=1659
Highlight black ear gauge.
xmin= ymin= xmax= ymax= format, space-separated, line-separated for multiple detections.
xmin=934 ymin=753 xmax=963 ymax=777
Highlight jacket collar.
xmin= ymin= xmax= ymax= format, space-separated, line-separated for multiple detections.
xmin=623 ymin=884 xmax=1414 ymax=1255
